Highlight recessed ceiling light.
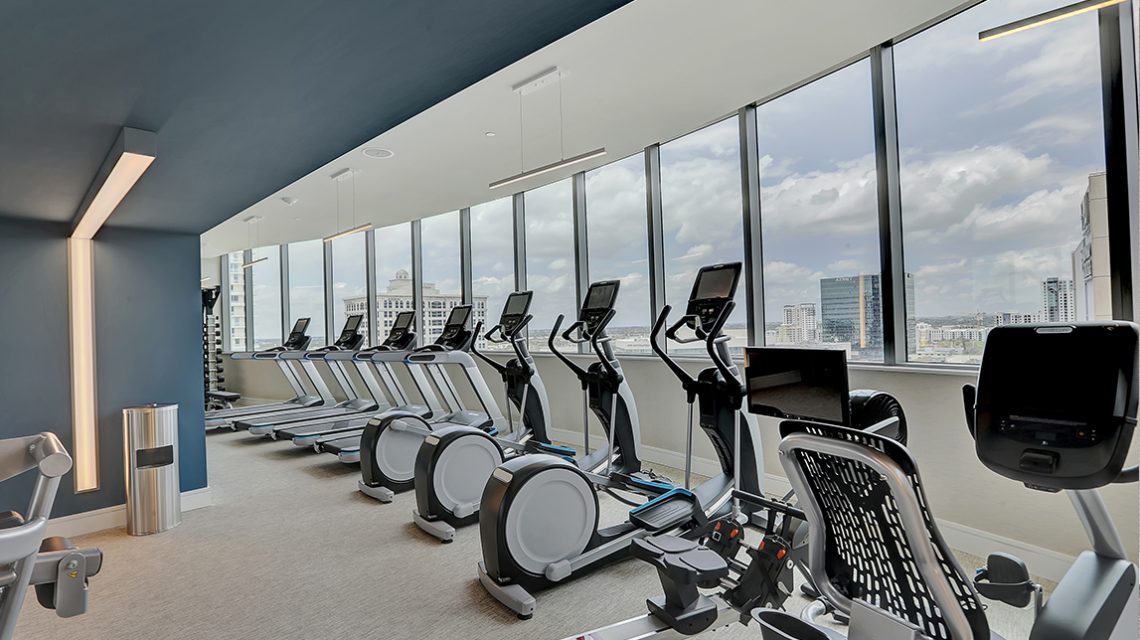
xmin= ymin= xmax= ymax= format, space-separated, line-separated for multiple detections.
xmin=362 ymin=147 xmax=394 ymax=159
xmin=485 ymin=131 xmax=496 ymax=137
xmin=280 ymin=196 xmax=298 ymax=206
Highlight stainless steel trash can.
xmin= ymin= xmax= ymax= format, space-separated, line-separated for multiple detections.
xmin=123 ymin=404 xmax=181 ymax=536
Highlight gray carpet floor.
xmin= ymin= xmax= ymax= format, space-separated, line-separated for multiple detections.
xmin=18 ymin=430 xmax=1042 ymax=639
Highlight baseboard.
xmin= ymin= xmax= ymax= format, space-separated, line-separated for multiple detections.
xmin=549 ymin=427 xmax=1074 ymax=582
xmin=938 ymin=520 xmax=1074 ymax=583
xmin=46 ymin=487 xmax=214 ymax=538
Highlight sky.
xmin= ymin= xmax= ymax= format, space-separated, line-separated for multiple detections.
xmin=244 ymin=0 xmax=1117 ymax=350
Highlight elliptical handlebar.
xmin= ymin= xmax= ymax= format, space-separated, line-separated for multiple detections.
xmin=651 ymin=305 xmax=697 ymax=398
xmin=704 ymin=300 xmax=745 ymax=397
xmin=588 ymin=308 xmax=622 ymax=384
xmin=548 ymin=314 xmax=589 ymax=383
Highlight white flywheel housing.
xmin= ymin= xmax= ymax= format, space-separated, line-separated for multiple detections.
xmin=504 ymin=466 xmax=597 ymax=576
xmin=377 ymin=420 xmax=426 ymax=482
xmin=434 ymin=434 xmax=503 ymax=512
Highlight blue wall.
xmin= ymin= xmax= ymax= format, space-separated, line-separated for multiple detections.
xmin=0 ymin=217 xmax=207 ymax=517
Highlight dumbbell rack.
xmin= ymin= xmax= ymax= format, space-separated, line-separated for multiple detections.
xmin=202 ymin=287 xmax=225 ymax=408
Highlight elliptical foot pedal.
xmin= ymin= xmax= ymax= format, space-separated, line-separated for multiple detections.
xmin=629 ymin=489 xmax=700 ymax=532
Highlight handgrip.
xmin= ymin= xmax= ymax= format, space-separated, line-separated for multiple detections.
xmin=962 ymin=384 xmax=977 ymax=438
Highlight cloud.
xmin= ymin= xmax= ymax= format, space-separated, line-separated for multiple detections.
xmin=759 ymin=154 xmax=879 ymax=235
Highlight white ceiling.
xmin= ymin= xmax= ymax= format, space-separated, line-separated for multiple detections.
xmin=201 ymin=0 xmax=970 ymax=257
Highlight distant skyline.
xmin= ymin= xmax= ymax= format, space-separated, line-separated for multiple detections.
xmin=241 ymin=0 xmax=1111 ymax=350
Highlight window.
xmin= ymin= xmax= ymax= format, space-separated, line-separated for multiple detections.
xmin=331 ymin=234 xmax=368 ymax=345
xmin=895 ymin=0 xmax=1105 ymax=365
xmin=375 ymin=222 xmax=413 ymax=343
xmin=225 ymin=251 xmax=247 ymax=351
xmin=250 ymin=246 xmax=282 ymax=350
xmin=660 ymin=118 xmax=747 ymax=354
xmin=757 ymin=59 xmax=883 ymax=362
xmin=524 ymin=179 xmax=576 ymax=352
xmin=585 ymin=153 xmax=651 ymax=353
xmin=470 ymin=198 xmax=516 ymax=351
xmin=287 ymin=240 xmax=326 ymax=346
xmin=420 ymin=212 xmax=461 ymax=344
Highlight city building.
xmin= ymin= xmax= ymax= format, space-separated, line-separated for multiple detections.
xmin=344 ymin=270 xmax=487 ymax=344
xmin=226 ymin=253 xmax=246 ymax=351
xmin=819 ymin=273 xmax=915 ymax=358
xmin=1072 ymin=173 xmax=1112 ymax=321
xmin=774 ymin=303 xmax=818 ymax=344
xmin=1040 ymin=277 xmax=1076 ymax=323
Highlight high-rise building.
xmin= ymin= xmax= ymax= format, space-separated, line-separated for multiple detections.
xmin=1040 ymin=276 xmax=1075 ymax=323
xmin=1071 ymin=173 xmax=1112 ymax=321
xmin=344 ymin=270 xmax=487 ymax=345
xmin=819 ymin=273 xmax=915 ymax=358
xmin=775 ymin=303 xmax=818 ymax=344
xmin=226 ymin=252 xmax=246 ymax=351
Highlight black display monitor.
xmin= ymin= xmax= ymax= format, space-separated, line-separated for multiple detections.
xmin=446 ymin=305 xmax=471 ymax=326
xmin=343 ymin=314 xmax=363 ymax=333
xmin=744 ymin=347 xmax=850 ymax=426
xmin=503 ymin=291 xmax=532 ymax=318
xmin=291 ymin=318 xmax=311 ymax=335
xmin=584 ymin=281 xmax=619 ymax=311
xmin=391 ymin=311 xmax=413 ymax=330
xmin=692 ymin=264 xmax=740 ymax=301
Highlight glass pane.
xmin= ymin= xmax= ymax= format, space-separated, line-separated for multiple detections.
xmin=524 ymin=179 xmax=576 ymax=353
xmin=420 ymin=212 xmax=462 ymax=345
xmin=471 ymin=198 xmax=516 ymax=351
xmin=757 ymin=59 xmax=883 ymax=362
xmin=586 ymin=153 xmax=651 ymax=353
xmin=250 ymin=246 xmax=281 ymax=350
xmin=896 ymin=0 xmax=1104 ymax=365
xmin=331 ymin=234 xmax=368 ymax=345
xmin=660 ymin=118 xmax=747 ymax=355
xmin=287 ymin=240 xmax=326 ymax=347
xmin=225 ymin=251 xmax=247 ymax=352
xmin=375 ymin=223 xmax=414 ymax=344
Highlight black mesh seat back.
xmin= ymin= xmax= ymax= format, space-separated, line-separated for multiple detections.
xmin=779 ymin=420 xmax=989 ymax=640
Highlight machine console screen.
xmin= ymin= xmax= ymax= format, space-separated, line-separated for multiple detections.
xmin=744 ymin=347 xmax=850 ymax=426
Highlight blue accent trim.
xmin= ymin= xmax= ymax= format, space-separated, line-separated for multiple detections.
xmin=629 ymin=488 xmax=696 ymax=515
xmin=560 ymin=456 xmax=576 ymax=464
xmin=625 ymin=476 xmax=674 ymax=492
xmin=535 ymin=442 xmax=576 ymax=456
xmin=485 ymin=427 xmax=499 ymax=437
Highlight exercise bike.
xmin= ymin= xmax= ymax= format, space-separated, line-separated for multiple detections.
xmin=752 ymin=321 xmax=1140 ymax=640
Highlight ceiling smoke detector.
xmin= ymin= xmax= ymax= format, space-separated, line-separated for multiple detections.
xmin=362 ymin=147 xmax=394 ymax=159
xmin=280 ymin=196 xmax=299 ymax=206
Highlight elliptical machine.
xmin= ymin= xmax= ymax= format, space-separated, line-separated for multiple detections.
xmin=411 ymin=291 xmax=556 ymax=542
xmin=477 ymin=264 xmax=764 ymax=619
xmin=356 ymin=304 xmax=506 ymax=501
xmin=752 ymin=321 xmax=1140 ymax=640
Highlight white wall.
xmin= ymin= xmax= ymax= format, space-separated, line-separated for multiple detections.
xmin=225 ymin=352 xmax=1139 ymax=568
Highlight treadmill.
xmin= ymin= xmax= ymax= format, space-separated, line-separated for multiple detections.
xmin=320 ymin=304 xmax=503 ymax=463
xmin=266 ymin=311 xmax=430 ymax=443
xmin=204 ymin=318 xmax=319 ymax=428
xmin=235 ymin=315 xmax=370 ymax=431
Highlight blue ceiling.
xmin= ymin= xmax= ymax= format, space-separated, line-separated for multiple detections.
xmin=0 ymin=0 xmax=631 ymax=234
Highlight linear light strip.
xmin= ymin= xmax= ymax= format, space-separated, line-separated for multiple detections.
xmin=979 ymin=0 xmax=1126 ymax=42
xmin=323 ymin=222 xmax=374 ymax=243
xmin=240 ymin=256 xmax=269 ymax=269
xmin=68 ymin=238 xmax=99 ymax=492
xmin=489 ymin=147 xmax=607 ymax=190
xmin=72 ymin=153 xmax=156 ymax=239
